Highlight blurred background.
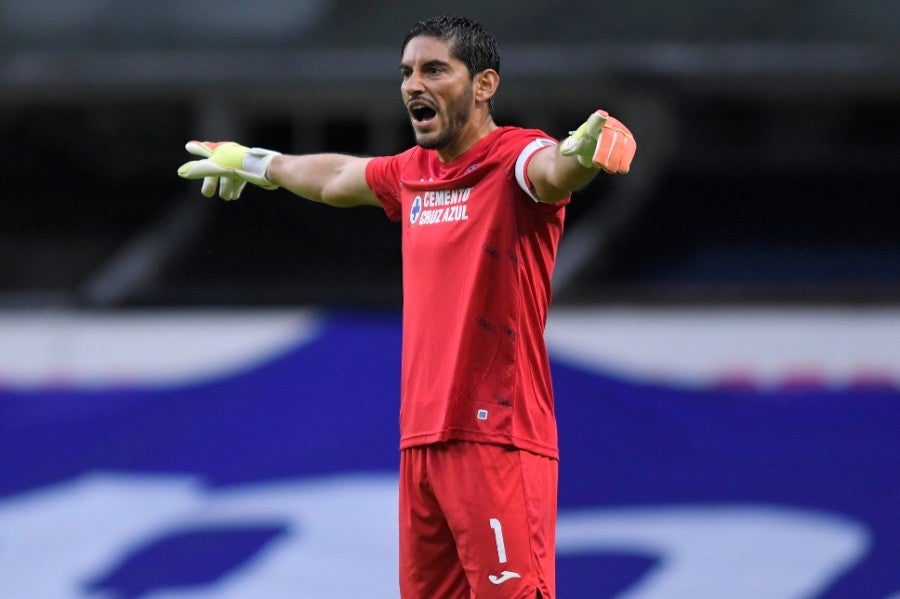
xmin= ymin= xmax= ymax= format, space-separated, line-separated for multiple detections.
xmin=1 ymin=0 xmax=897 ymax=307
xmin=1 ymin=2 xmax=898 ymax=598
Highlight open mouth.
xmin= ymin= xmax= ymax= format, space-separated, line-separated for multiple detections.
xmin=408 ymin=101 xmax=437 ymax=123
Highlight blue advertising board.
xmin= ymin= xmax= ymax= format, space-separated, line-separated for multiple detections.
xmin=0 ymin=308 xmax=897 ymax=598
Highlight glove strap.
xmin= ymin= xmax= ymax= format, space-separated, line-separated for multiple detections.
xmin=244 ymin=147 xmax=281 ymax=184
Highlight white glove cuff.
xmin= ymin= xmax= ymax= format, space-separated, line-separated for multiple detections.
xmin=243 ymin=147 xmax=281 ymax=183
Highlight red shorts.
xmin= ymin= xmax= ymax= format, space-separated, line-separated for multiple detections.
xmin=398 ymin=441 xmax=558 ymax=598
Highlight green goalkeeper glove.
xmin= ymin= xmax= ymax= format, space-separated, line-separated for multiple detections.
xmin=177 ymin=141 xmax=281 ymax=200
xmin=559 ymin=110 xmax=636 ymax=174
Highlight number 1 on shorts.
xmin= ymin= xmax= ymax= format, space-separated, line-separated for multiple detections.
xmin=489 ymin=517 xmax=508 ymax=563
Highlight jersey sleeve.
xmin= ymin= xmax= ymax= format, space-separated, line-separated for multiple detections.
xmin=365 ymin=152 xmax=410 ymax=222
xmin=514 ymin=138 xmax=559 ymax=203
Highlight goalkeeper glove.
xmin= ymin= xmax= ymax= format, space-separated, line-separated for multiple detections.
xmin=559 ymin=110 xmax=636 ymax=174
xmin=177 ymin=141 xmax=281 ymax=200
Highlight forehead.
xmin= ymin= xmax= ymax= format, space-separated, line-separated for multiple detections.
xmin=400 ymin=35 xmax=459 ymax=66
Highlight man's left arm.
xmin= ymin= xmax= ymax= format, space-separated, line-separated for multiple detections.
xmin=527 ymin=110 xmax=636 ymax=204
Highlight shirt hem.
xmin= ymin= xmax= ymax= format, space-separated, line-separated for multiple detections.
xmin=399 ymin=430 xmax=559 ymax=460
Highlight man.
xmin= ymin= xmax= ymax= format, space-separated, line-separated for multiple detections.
xmin=179 ymin=15 xmax=635 ymax=599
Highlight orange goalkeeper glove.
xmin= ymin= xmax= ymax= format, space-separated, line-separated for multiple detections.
xmin=177 ymin=141 xmax=280 ymax=200
xmin=559 ymin=110 xmax=636 ymax=174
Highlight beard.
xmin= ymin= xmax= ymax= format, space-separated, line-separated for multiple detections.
xmin=413 ymin=84 xmax=473 ymax=150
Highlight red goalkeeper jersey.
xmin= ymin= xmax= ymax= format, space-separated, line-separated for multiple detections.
xmin=365 ymin=127 xmax=568 ymax=459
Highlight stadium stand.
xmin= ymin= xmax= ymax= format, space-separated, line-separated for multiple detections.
xmin=1 ymin=0 xmax=897 ymax=307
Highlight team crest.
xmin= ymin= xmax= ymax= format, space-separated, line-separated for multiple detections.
xmin=410 ymin=196 xmax=423 ymax=224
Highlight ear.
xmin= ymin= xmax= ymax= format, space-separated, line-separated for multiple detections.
xmin=473 ymin=69 xmax=499 ymax=105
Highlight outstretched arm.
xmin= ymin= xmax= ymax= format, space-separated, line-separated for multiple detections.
xmin=267 ymin=153 xmax=379 ymax=208
xmin=178 ymin=141 xmax=380 ymax=208
xmin=526 ymin=110 xmax=636 ymax=204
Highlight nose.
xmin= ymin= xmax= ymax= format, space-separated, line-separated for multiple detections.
xmin=402 ymin=71 xmax=425 ymax=96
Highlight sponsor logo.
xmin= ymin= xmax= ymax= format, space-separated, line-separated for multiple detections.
xmin=488 ymin=571 xmax=522 ymax=585
xmin=410 ymin=188 xmax=471 ymax=226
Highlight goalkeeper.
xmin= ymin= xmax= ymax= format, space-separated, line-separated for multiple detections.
xmin=179 ymin=15 xmax=634 ymax=599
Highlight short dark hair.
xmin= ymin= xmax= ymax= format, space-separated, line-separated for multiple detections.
xmin=402 ymin=16 xmax=500 ymax=78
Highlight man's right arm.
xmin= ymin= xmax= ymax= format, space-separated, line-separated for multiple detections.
xmin=267 ymin=153 xmax=380 ymax=208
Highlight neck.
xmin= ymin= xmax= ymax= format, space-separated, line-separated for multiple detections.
xmin=437 ymin=112 xmax=498 ymax=163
